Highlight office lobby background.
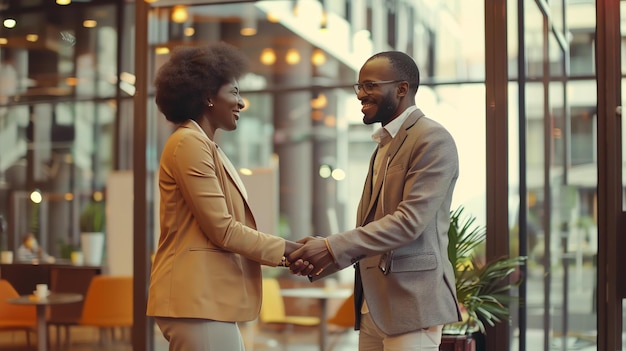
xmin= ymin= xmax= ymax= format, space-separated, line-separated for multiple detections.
xmin=0 ymin=0 xmax=623 ymax=350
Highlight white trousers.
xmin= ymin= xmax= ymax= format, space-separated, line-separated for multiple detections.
xmin=155 ymin=317 xmax=245 ymax=351
xmin=358 ymin=312 xmax=443 ymax=351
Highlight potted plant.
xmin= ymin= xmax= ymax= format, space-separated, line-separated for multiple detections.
xmin=79 ymin=193 xmax=106 ymax=266
xmin=442 ymin=206 xmax=526 ymax=351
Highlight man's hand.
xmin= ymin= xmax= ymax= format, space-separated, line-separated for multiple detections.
xmin=288 ymin=237 xmax=334 ymax=276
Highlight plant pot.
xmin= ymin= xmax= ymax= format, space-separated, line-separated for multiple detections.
xmin=80 ymin=232 xmax=104 ymax=266
xmin=440 ymin=333 xmax=476 ymax=351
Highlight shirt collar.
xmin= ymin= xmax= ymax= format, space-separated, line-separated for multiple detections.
xmin=371 ymin=105 xmax=418 ymax=142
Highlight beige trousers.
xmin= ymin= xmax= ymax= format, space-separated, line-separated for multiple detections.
xmin=358 ymin=312 xmax=443 ymax=351
xmin=155 ymin=317 xmax=245 ymax=351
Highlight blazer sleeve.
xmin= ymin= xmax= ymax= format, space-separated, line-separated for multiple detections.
xmin=326 ymin=119 xmax=459 ymax=269
xmin=168 ymin=130 xmax=284 ymax=266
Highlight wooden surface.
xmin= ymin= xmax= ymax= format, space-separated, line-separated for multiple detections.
xmin=440 ymin=334 xmax=476 ymax=351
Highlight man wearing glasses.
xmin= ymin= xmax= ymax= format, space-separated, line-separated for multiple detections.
xmin=289 ymin=51 xmax=462 ymax=351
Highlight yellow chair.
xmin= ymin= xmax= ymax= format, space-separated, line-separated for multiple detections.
xmin=79 ymin=275 xmax=133 ymax=344
xmin=259 ymin=278 xmax=320 ymax=350
xmin=0 ymin=279 xmax=36 ymax=346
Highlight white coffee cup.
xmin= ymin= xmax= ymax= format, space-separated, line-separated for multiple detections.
xmin=35 ymin=284 xmax=49 ymax=298
xmin=71 ymin=251 xmax=84 ymax=265
xmin=0 ymin=251 xmax=13 ymax=264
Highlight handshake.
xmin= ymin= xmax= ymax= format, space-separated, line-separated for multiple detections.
xmin=283 ymin=236 xmax=335 ymax=277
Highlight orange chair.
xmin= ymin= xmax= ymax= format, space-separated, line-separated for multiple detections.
xmin=327 ymin=293 xmax=355 ymax=328
xmin=327 ymin=293 xmax=355 ymax=351
xmin=259 ymin=278 xmax=320 ymax=350
xmin=0 ymin=279 xmax=36 ymax=346
xmin=78 ymin=275 xmax=133 ymax=344
xmin=47 ymin=267 xmax=99 ymax=347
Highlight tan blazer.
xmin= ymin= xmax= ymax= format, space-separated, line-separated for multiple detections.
xmin=147 ymin=121 xmax=284 ymax=322
xmin=321 ymin=108 xmax=462 ymax=335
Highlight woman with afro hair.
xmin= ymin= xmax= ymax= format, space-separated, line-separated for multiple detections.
xmin=147 ymin=42 xmax=303 ymax=350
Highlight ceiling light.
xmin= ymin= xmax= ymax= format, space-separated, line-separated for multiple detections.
xmin=240 ymin=4 xmax=257 ymax=36
xmin=266 ymin=12 xmax=280 ymax=23
xmin=3 ymin=19 xmax=16 ymax=29
xmin=310 ymin=93 xmax=327 ymax=109
xmin=83 ymin=20 xmax=97 ymax=28
xmin=285 ymin=48 xmax=300 ymax=65
xmin=311 ymin=49 xmax=326 ymax=66
xmin=184 ymin=27 xmax=195 ymax=37
xmin=171 ymin=5 xmax=188 ymax=23
xmin=56 ymin=0 xmax=71 ymax=5
xmin=260 ymin=48 xmax=276 ymax=65
xmin=155 ymin=47 xmax=170 ymax=55
xmin=26 ymin=34 xmax=38 ymax=42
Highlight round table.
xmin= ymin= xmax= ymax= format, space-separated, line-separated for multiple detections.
xmin=280 ymin=287 xmax=352 ymax=351
xmin=7 ymin=292 xmax=83 ymax=351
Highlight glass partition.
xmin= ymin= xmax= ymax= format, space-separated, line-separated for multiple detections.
xmin=0 ymin=1 xmax=121 ymax=258
xmin=516 ymin=1 xmax=599 ymax=350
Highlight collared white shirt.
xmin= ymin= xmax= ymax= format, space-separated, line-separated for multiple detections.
xmin=370 ymin=105 xmax=418 ymax=143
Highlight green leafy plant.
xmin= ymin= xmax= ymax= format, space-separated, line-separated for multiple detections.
xmin=446 ymin=206 xmax=526 ymax=335
xmin=79 ymin=199 xmax=106 ymax=233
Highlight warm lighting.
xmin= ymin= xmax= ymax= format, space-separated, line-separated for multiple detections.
xmin=240 ymin=26 xmax=257 ymax=36
xmin=56 ymin=0 xmax=71 ymax=4
xmin=93 ymin=191 xmax=104 ymax=202
xmin=0 ymin=38 xmax=7 ymax=45
xmin=324 ymin=115 xmax=337 ymax=127
xmin=65 ymin=77 xmax=78 ymax=86
xmin=83 ymin=20 xmax=97 ymax=28
xmin=171 ymin=5 xmax=189 ymax=23
xmin=266 ymin=12 xmax=280 ymax=23
xmin=239 ymin=168 xmax=253 ymax=176
xmin=310 ymin=93 xmax=327 ymax=109
xmin=30 ymin=190 xmax=43 ymax=204
xmin=260 ymin=48 xmax=276 ymax=65
xmin=320 ymin=10 xmax=328 ymax=30
xmin=311 ymin=49 xmax=326 ymax=66
xmin=184 ymin=27 xmax=195 ymax=37
xmin=3 ymin=19 xmax=16 ymax=29
xmin=285 ymin=48 xmax=301 ymax=65
xmin=155 ymin=46 xmax=170 ymax=55
xmin=312 ymin=110 xmax=324 ymax=121
xmin=26 ymin=34 xmax=38 ymax=42
xmin=240 ymin=4 xmax=257 ymax=36
xmin=64 ymin=193 xmax=74 ymax=201
xmin=144 ymin=0 xmax=158 ymax=3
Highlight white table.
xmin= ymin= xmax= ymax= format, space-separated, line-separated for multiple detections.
xmin=7 ymin=293 xmax=83 ymax=351
xmin=280 ymin=287 xmax=352 ymax=351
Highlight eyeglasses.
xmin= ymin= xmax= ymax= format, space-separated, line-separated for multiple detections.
xmin=353 ymin=80 xmax=403 ymax=95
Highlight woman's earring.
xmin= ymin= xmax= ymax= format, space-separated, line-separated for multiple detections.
xmin=207 ymin=100 xmax=213 ymax=107
xmin=208 ymin=103 xmax=213 ymax=107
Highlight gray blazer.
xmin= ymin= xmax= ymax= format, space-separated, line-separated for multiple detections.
xmin=323 ymin=108 xmax=462 ymax=335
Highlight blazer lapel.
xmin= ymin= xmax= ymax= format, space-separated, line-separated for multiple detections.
xmin=184 ymin=121 xmax=253 ymax=211
xmin=358 ymin=109 xmax=425 ymax=224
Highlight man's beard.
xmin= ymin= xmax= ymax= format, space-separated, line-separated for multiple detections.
xmin=364 ymin=92 xmax=398 ymax=125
